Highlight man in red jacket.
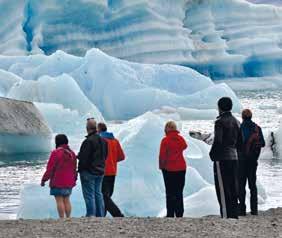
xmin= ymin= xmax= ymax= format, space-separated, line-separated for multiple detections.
xmin=98 ymin=122 xmax=125 ymax=217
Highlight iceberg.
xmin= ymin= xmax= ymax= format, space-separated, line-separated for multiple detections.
xmin=1 ymin=48 xmax=241 ymax=120
xmin=0 ymin=0 xmax=282 ymax=79
xmin=0 ymin=97 xmax=51 ymax=154
xmin=7 ymin=73 xmax=104 ymax=121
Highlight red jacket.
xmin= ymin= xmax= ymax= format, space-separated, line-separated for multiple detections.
xmin=159 ymin=130 xmax=188 ymax=171
xmin=100 ymin=132 xmax=125 ymax=176
xmin=42 ymin=145 xmax=77 ymax=188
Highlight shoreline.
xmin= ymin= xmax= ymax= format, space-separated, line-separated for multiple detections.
xmin=0 ymin=208 xmax=281 ymax=238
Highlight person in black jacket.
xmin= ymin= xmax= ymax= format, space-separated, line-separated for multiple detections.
xmin=210 ymin=97 xmax=242 ymax=219
xmin=78 ymin=118 xmax=108 ymax=217
xmin=238 ymin=109 xmax=265 ymax=216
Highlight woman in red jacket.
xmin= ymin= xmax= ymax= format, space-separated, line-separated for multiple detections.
xmin=41 ymin=134 xmax=77 ymax=219
xmin=159 ymin=121 xmax=188 ymax=217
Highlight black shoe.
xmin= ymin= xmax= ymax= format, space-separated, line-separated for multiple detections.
xmin=251 ymin=211 xmax=258 ymax=215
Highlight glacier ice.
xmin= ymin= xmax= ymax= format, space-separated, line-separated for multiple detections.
xmin=1 ymin=48 xmax=241 ymax=120
xmin=0 ymin=0 xmax=282 ymax=79
xmin=7 ymin=73 xmax=104 ymax=121
xmin=0 ymin=0 xmax=26 ymax=55
xmin=0 ymin=70 xmax=21 ymax=97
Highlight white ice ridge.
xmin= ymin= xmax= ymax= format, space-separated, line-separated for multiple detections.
xmin=1 ymin=48 xmax=241 ymax=121
xmin=0 ymin=0 xmax=282 ymax=79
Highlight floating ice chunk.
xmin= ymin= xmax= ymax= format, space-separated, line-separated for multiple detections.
xmin=7 ymin=73 xmax=104 ymax=121
xmin=71 ymin=49 xmax=241 ymax=119
xmin=1 ymin=48 xmax=240 ymax=120
xmin=182 ymin=186 xmax=219 ymax=217
xmin=0 ymin=98 xmax=51 ymax=154
xmin=34 ymin=103 xmax=86 ymax=134
xmin=17 ymin=182 xmax=84 ymax=219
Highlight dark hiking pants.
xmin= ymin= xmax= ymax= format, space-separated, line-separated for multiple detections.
xmin=238 ymin=160 xmax=258 ymax=215
xmin=214 ymin=160 xmax=239 ymax=219
xmin=162 ymin=170 xmax=186 ymax=217
xmin=102 ymin=176 xmax=124 ymax=217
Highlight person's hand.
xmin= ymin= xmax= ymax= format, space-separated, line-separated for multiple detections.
xmin=40 ymin=181 xmax=45 ymax=187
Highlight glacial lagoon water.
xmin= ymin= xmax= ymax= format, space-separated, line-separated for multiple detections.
xmin=0 ymin=89 xmax=281 ymax=219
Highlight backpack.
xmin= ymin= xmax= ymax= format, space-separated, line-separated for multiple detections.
xmin=244 ymin=125 xmax=263 ymax=159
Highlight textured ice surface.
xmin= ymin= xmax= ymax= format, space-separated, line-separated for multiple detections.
xmin=0 ymin=70 xmax=21 ymax=97
xmin=0 ymin=0 xmax=282 ymax=79
xmin=0 ymin=97 xmax=51 ymax=154
xmin=1 ymin=49 xmax=241 ymax=120
xmin=7 ymin=73 xmax=103 ymax=121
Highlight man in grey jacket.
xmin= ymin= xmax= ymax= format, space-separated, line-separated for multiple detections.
xmin=210 ymin=97 xmax=242 ymax=219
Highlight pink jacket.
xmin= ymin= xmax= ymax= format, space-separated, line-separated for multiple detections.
xmin=41 ymin=145 xmax=77 ymax=188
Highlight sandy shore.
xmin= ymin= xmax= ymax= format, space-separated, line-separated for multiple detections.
xmin=0 ymin=208 xmax=281 ymax=238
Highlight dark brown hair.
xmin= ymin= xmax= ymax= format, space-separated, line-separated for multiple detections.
xmin=98 ymin=122 xmax=107 ymax=132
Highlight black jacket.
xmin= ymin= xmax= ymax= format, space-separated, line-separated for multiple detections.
xmin=210 ymin=112 xmax=242 ymax=161
xmin=78 ymin=131 xmax=108 ymax=175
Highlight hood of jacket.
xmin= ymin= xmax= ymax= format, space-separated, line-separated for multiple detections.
xmin=100 ymin=131 xmax=115 ymax=140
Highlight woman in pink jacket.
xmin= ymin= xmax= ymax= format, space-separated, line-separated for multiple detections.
xmin=41 ymin=134 xmax=77 ymax=219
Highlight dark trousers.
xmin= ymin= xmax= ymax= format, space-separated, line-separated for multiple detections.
xmin=162 ymin=170 xmax=186 ymax=217
xmin=214 ymin=160 xmax=239 ymax=219
xmin=238 ymin=160 xmax=258 ymax=215
xmin=102 ymin=176 xmax=124 ymax=217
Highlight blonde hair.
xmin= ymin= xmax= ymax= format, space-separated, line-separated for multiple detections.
xmin=165 ymin=121 xmax=177 ymax=132
xmin=242 ymin=109 xmax=252 ymax=120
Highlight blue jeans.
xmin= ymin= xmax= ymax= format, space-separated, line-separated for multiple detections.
xmin=80 ymin=171 xmax=105 ymax=217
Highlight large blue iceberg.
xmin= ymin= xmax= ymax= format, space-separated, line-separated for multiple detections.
xmin=0 ymin=0 xmax=282 ymax=79
xmin=1 ymin=48 xmax=240 ymax=121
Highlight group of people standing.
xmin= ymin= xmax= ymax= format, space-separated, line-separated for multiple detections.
xmin=41 ymin=97 xmax=265 ymax=219
xmin=210 ymin=97 xmax=265 ymax=219
xmin=41 ymin=120 xmax=125 ymax=218
xmin=157 ymin=97 xmax=265 ymax=219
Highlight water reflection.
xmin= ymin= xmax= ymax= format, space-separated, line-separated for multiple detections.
xmin=0 ymin=153 xmax=48 ymax=219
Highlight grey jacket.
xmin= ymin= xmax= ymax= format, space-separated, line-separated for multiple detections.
xmin=209 ymin=112 xmax=242 ymax=161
